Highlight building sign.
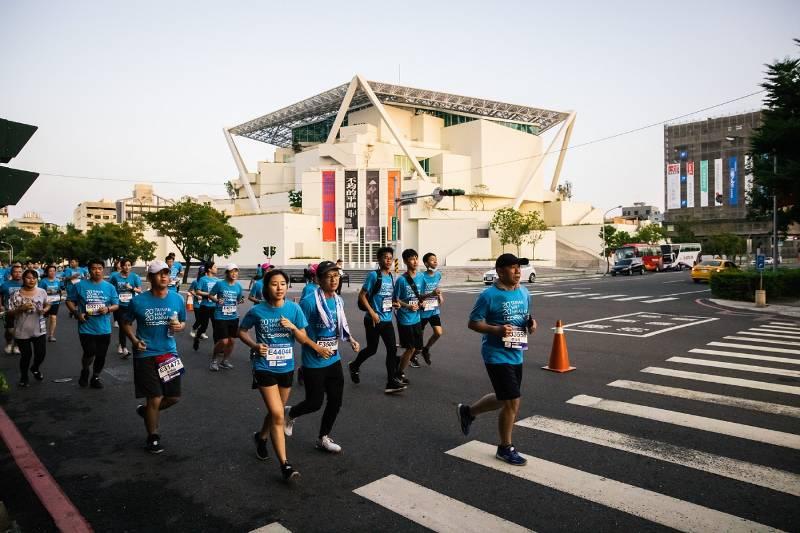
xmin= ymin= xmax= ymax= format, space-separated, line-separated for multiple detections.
xmin=387 ymin=169 xmax=399 ymax=230
xmin=745 ymin=154 xmax=753 ymax=200
xmin=714 ymin=158 xmax=723 ymax=206
xmin=365 ymin=170 xmax=380 ymax=242
xmin=728 ymin=156 xmax=738 ymax=206
xmin=666 ymin=163 xmax=680 ymax=209
xmin=321 ymin=171 xmax=336 ymax=242
xmin=686 ymin=161 xmax=695 ymax=208
xmin=344 ymin=170 xmax=358 ymax=243
xmin=699 ymin=160 xmax=709 ymax=207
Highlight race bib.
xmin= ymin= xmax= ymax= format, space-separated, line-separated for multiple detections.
xmin=222 ymin=305 xmax=236 ymax=315
xmin=85 ymin=302 xmax=104 ymax=315
xmin=381 ymin=297 xmax=393 ymax=312
xmin=503 ymin=327 xmax=528 ymax=350
xmin=423 ymin=297 xmax=439 ymax=311
xmin=47 ymin=294 xmax=61 ymax=304
xmin=156 ymin=355 xmax=185 ymax=383
xmin=266 ymin=346 xmax=293 ymax=366
xmin=317 ymin=336 xmax=338 ymax=354
xmin=39 ymin=316 xmax=47 ymax=335
xmin=71 ymin=278 xmax=80 ymax=285
xmin=119 ymin=292 xmax=133 ymax=303
xmin=408 ymin=298 xmax=419 ymax=308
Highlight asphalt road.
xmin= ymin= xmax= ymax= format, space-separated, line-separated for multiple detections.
xmin=1 ymin=270 xmax=799 ymax=532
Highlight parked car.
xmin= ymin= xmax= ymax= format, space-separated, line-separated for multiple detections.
xmin=610 ymin=258 xmax=644 ymax=276
xmin=749 ymin=256 xmax=779 ymax=266
xmin=483 ymin=264 xmax=536 ymax=285
xmin=691 ymin=259 xmax=739 ymax=283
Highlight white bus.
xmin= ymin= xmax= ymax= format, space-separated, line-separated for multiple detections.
xmin=660 ymin=243 xmax=702 ymax=271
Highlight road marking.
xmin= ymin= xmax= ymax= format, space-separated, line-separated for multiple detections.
xmin=353 ymin=474 xmax=532 ymax=533
xmin=517 ymin=414 xmax=800 ymax=496
xmin=642 ymin=367 xmax=800 ymax=395
xmin=770 ymin=321 xmax=799 ymax=327
xmin=667 ymin=357 xmax=800 ymax=378
xmin=568 ymin=293 xmax=602 ymax=298
xmin=529 ymin=291 xmax=561 ymax=295
xmin=541 ymin=292 xmax=583 ymax=298
xmin=689 ymin=348 xmax=800 ymax=365
xmin=642 ymin=297 xmax=679 ymax=303
xmin=566 ymin=394 xmax=800 ymax=450
xmin=588 ymin=294 xmax=628 ymax=299
xmin=664 ymin=289 xmax=711 ymax=296
xmin=663 ymin=279 xmax=689 ymax=284
xmin=562 ymin=313 xmax=718 ymax=337
xmin=724 ymin=336 xmax=800 ymax=347
xmin=250 ymin=523 xmax=292 ymax=533
xmin=608 ymin=379 xmax=800 ymax=418
xmin=446 ymin=441 xmax=781 ymax=533
xmin=758 ymin=324 xmax=800 ymax=332
xmin=740 ymin=330 xmax=800 ymax=339
xmin=707 ymin=341 xmax=800 ymax=355
xmin=613 ymin=295 xmax=652 ymax=301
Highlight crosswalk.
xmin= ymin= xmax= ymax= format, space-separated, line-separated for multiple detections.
xmin=352 ymin=320 xmax=800 ymax=531
xmin=445 ymin=285 xmax=708 ymax=304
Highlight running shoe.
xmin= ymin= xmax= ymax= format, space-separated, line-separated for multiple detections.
xmin=13 ymin=345 xmax=20 ymax=354
xmin=48 ymin=336 xmax=56 ymax=343
xmin=347 ymin=361 xmax=360 ymax=384
xmin=189 ymin=329 xmax=196 ymax=338
xmin=18 ymin=380 xmax=29 ymax=388
xmin=121 ymin=347 xmax=130 ymax=359
xmin=78 ymin=368 xmax=89 ymax=387
xmin=117 ymin=344 xmax=124 ymax=355
xmin=114 ymin=321 xmax=119 ymax=328
xmin=457 ymin=403 xmax=474 ymax=436
xmin=316 ymin=435 xmax=342 ymax=453
xmin=200 ymin=333 xmax=209 ymax=339
xmin=398 ymin=373 xmax=409 ymax=386
xmin=384 ymin=379 xmax=406 ymax=394
xmin=409 ymin=354 xmax=421 ymax=368
xmin=421 ymin=347 xmax=432 ymax=365
xmin=147 ymin=434 xmax=164 ymax=454
xmin=31 ymin=370 xmax=43 ymax=381
xmin=209 ymin=359 xmax=220 ymax=372
xmin=219 ymin=360 xmax=234 ymax=370
xmin=495 ymin=445 xmax=527 ymax=466
xmin=4 ymin=344 xmax=12 ymax=354
xmin=283 ymin=406 xmax=294 ymax=437
xmin=136 ymin=404 xmax=145 ymax=418
xmin=192 ymin=338 xmax=200 ymax=351
xmin=280 ymin=462 xmax=300 ymax=482
xmin=90 ymin=376 xmax=104 ymax=389
xmin=253 ymin=432 xmax=269 ymax=461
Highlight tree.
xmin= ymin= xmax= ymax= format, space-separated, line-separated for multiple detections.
xmin=84 ymin=222 xmax=156 ymax=264
xmin=288 ymin=190 xmax=302 ymax=209
xmin=704 ymin=233 xmax=746 ymax=262
xmin=556 ymin=180 xmax=573 ymax=201
xmin=490 ymin=207 xmax=527 ymax=255
xmin=23 ymin=225 xmax=64 ymax=264
xmin=54 ymin=224 xmax=90 ymax=264
xmin=144 ymin=200 xmax=242 ymax=283
xmin=0 ymin=226 xmax=35 ymax=262
xmin=669 ymin=221 xmax=697 ymax=243
xmin=598 ymin=225 xmax=617 ymax=272
xmin=523 ymin=211 xmax=548 ymax=259
xmin=748 ymin=39 xmax=800 ymax=232
xmin=224 ymin=180 xmax=237 ymax=200
xmin=634 ymin=224 xmax=667 ymax=245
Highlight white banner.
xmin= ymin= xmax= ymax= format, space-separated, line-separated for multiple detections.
xmin=686 ymin=161 xmax=695 ymax=208
xmin=714 ymin=158 xmax=723 ymax=206
xmin=745 ymin=154 xmax=753 ymax=201
xmin=700 ymin=160 xmax=709 ymax=207
xmin=666 ymin=163 xmax=681 ymax=209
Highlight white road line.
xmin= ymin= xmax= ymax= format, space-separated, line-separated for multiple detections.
xmin=770 ymin=322 xmax=800 ymax=327
xmin=568 ymin=293 xmax=602 ymax=298
xmin=446 ymin=441 xmax=782 ymax=533
xmin=249 ymin=523 xmax=292 ymax=533
xmin=663 ymin=279 xmax=689 ymax=284
xmin=739 ymin=330 xmax=800 ymax=339
xmin=613 ymin=295 xmax=652 ymax=301
xmin=664 ymin=289 xmax=711 ymax=296
xmin=608 ymin=379 xmax=800 ymax=418
xmin=642 ymin=297 xmax=679 ymax=303
xmin=353 ymin=474 xmax=532 ymax=533
xmin=688 ymin=348 xmax=800 ymax=365
xmin=567 ymin=394 xmax=800 ymax=450
xmin=588 ymin=294 xmax=628 ymax=299
xmin=529 ymin=291 xmax=561 ymax=295
xmin=707 ymin=342 xmax=800 ymax=355
xmin=517 ymin=414 xmax=800 ymax=496
xmin=541 ymin=292 xmax=583 ymax=298
xmin=642 ymin=367 xmax=800 ymax=395
xmin=724 ymin=336 xmax=800 ymax=347
xmin=757 ymin=325 xmax=800 ymax=333
xmin=667 ymin=357 xmax=800 ymax=378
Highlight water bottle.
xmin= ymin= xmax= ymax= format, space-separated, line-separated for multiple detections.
xmin=167 ymin=311 xmax=179 ymax=338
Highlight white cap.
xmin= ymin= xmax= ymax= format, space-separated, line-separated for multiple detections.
xmin=224 ymin=263 xmax=239 ymax=271
xmin=147 ymin=260 xmax=170 ymax=274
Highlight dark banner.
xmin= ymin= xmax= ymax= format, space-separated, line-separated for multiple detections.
xmin=344 ymin=170 xmax=358 ymax=243
xmin=365 ymin=170 xmax=380 ymax=242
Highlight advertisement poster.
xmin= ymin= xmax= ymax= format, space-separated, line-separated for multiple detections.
xmin=666 ymin=163 xmax=680 ymax=209
xmin=365 ymin=170 xmax=380 ymax=242
xmin=700 ymin=160 xmax=709 ymax=207
xmin=686 ymin=161 xmax=695 ymax=208
xmin=728 ymin=156 xmax=738 ymax=206
xmin=714 ymin=158 xmax=723 ymax=206
xmin=745 ymin=154 xmax=753 ymax=200
xmin=344 ymin=170 xmax=358 ymax=243
xmin=321 ymin=171 xmax=336 ymax=242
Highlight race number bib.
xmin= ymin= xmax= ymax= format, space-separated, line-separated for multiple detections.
xmin=422 ymin=297 xmax=439 ymax=311
xmin=156 ymin=355 xmax=185 ymax=383
xmin=47 ymin=294 xmax=61 ymax=304
xmin=381 ymin=297 xmax=393 ymax=312
xmin=222 ymin=305 xmax=236 ymax=316
xmin=39 ymin=316 xmax=47 ymax=335
xmin=71 ymin=278 xmax=81 ymax=285
xmin=317 ymin=336 xmax=338 ymax=354
xmin=503 ymin=327 xmax=528 ymax=350
xmin=408 ymin=298 xmax=419 ymax=308
xmin=266 ymin=346 xmax=293 ymax=367
xmin=85 ymin=303 xmax=104 ymax=315
xmin=119 ymin=292 xmax=133 ymax=303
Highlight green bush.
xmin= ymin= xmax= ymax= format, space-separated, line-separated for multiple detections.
xmin=710 ymin=268 xmax=800 ymax=301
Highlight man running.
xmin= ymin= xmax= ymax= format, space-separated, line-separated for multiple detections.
xmin=166 ymin=254 xmax=183 ymax=293
xmin=66 ymin=259 xmax=119 ymax=389
xmin=1 ymin=263 xmax=23 ymax=354
xmin=418 ymin=252 xmax=443 ymax=365
xmin=207 ymin=264 xmax=243 ymax=371
xmin=192 ymin=262 xmax=218 ymax=350
xmin=348 ymin=247 xmax=404 ymax=393
xmin=122 ymin=261 xmax=186 ymax=454
xmin=285 ymin=261 xmax=359 ymax=453
xmin=457 ymin=253 xmax=536 ymax=466
xmin=393 ymin=249 xmax=424 ymax=384
xmin=39 ymin=265 xmax=63 ymax=342
xmin=248 ymin=276 xmax=264 ymax=305
xmin=109 ymin=258 xmax=142 ymax=358
xmin=300 ymin=264 xmax=319 ymax=301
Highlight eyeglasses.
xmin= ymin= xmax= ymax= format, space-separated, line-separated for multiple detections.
xmin=323 ymin=273 xmax=341 ymax=280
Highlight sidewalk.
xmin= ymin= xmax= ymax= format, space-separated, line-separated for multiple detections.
xmin=709 ymin=298 xmax=800 ymax=318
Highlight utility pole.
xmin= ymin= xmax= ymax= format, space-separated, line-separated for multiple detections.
xmin=773 ymin=152 xmax=778 ymax=271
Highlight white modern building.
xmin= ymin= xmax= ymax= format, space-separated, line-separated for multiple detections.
xmin=222 ymin=75 xmax=608 ymax=268
xmin=73 ymin=199 xmax=117 ymax=230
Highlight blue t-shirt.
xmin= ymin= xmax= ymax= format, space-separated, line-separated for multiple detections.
xmin=420 ymin=270 xmax=442 ymax=318
xmin=361 ymin=271 xmax=394 ymax=323
xmin=393 ymin=272 xmax=424 ymax=326
xmin=69 ymin=279 xmax=120 ymax=335
xmin=249 ymin=279 xmax=264 ymax=301
xmin=196 ymin=276 xmax=219 ymax=308
xmin=468 ymin=285 xmax=531 ymax=365
xmin=299 ymin=293 xmax=341 ymax=369
xmin=62 ymin=267 xmax=87 ymax=300
xmin=0 ymin=268 xmax=7 ymax=282
xmin=1 ymin=280 xmax=23 ymax=304
xmin=38 ymin=278 xmax=62 ymax=305
xmin=239 ymin=301 xmax=308 ymax=373
xmin=300 ymin=282 xmax=319 ymax=301
xmin=209 ymin=280 xmax=243 ymax=320
xmin=168 ymin=263 xmax=182 ymax=291
xmin=108 ymin=272 xmax=142 ymax=308
xmin=125 ymin=291 xmax=186 ymax=358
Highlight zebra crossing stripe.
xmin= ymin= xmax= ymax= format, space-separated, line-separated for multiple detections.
xmin=708 ymin=341 xmax=800 ymax=355
xmin=739 ymin=330 xmax=800 ymax=340
xmin=724 ymin=336 xmax=800 ymax=347
xmin=608 ymin=379 xmax=800 ymax=418
xmin=541 ymin=292 xmax=583 ymax=298
xmin=516 ymin=415 xmax=800 ymax=496
xmin=529 ymin=291 xmax=561 ymax=295
xmin=758 ymin=325 xmax=800 ymax=333
xmin=769 ymin=322 xmax=799 ymax=327
xmin=613 ymin=296 xmax=652 ymax=301
xmin=641 ymin=297 xmax=679 ymax=303
xmin=568 ymin=293 xmax=602 ymax=298
xmin=641 ymin=367 xmax=800 ymax=395
xmin=667 ymin=356 xmax=800 ymax=378
xmin=249 ymin=523 xmax=292 ymax=533
xmin=588 ymin=294 xmax=628 ymax=299
xmin=566 ymin=394 xmax=800 ymax=450
xmin=353 ymin=474 xmax=532 ymax=533
xmin=446 ymin=441 xmax=782 ymax=533
xmin=688 ymin=348 xmax=800 ymax=365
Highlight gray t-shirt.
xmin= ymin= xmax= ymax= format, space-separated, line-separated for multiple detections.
xmin=8 ymin=287 xmax=48 ymax=339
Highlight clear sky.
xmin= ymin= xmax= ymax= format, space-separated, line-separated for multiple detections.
xmin=2 ymin=0 xmax=798 ymax=224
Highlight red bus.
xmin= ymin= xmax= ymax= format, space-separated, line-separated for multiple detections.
xmin=616 ymin=243 xmax=663 ymax=271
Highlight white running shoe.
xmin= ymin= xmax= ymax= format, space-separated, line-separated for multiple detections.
xmin=317 ymin=435 xmax=342 ymax=453
xmin=3 ymin=344 xmax=12 ymax=354
xmin=117 ymin=344 xmax=124 ymax=354
xmin=219 ymin=360 xmax=234 ymax=369
xmin=189 ymin=329 xmax=196 ymax=338
xmin=209 ymin=359 xmax=220 ymax=372
xmin=200 ymin=333 xmax=209 ymax=339
xmin=283 ymin=406 xmax=294 ymax=437
xmin=114 ymin=321 xmax=119 ymax=328
xmin=13 ymin=345 xmax=20 ymax=354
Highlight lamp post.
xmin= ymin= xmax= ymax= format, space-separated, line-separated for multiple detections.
xmin=601 ymin=205 xmax=622 ymax=275
xmin=0 ymin=241 xmax=13 ymax=263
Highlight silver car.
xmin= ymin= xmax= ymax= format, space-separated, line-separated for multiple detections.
xmin=484 ymin=265 xmax=536 ymax=285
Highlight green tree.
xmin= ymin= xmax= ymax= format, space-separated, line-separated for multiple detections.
xmin=288 ymin=190 xmax=302 ymax=209
xmin=53 ymin=225 xmax=90 ymax=264
xmin=523 ymin=211 xmax=548 ymax=259
xmin=84 ymin=222 xmax=156 ymax=264
xmin=634 ymin=224 xmax=667 ymax=245
xmin=598 ymin=225 xmax=617 ymax=272
xmin=748 ymin=39 xmax=800 ymax=232
xmin=224 ymin=180 xmax=237 ymax=200
xmin=0 ymin=226 xmax=35 ymax=262
xmin=669 ymin=221 xmax=697 ymax=243
xmin=144 ymin=200 xmax=242 ymax=283
xmin=23 ymin=225 xmax=64 ymax=264
xmin=704 ymin=233 xmax=746 ymax=263
xmin=490 ymin=207 xmax=527 ymax=255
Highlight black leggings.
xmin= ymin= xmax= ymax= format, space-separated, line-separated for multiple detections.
xmin=79 ymin=333 xmax=111 ymax=376
xmin=289 ymin=361 xmax=344 ymax=438
xmin=114 ymin=308 xmax=128 ymax=348
xmin=194 ymin=306 xmax=212 ymax=335
xmin=352 ymin=318 xmax=398 ymax=381
xmin=17 ymin=335 xmax=46 ymax=382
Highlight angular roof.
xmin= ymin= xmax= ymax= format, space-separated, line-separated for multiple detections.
xmin=230 ymin=80 xmax=569 ymax=148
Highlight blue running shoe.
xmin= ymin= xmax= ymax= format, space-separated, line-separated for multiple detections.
xmin=495 ymin=444 xmax=527 ymax=466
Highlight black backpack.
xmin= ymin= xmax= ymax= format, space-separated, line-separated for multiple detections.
xmin=403 ymin=272 xmax=421 ymax=302
xmin=358 ymin=269 xmax=391 ymax=312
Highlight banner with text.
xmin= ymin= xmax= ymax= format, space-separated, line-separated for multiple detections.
xmin=666 ymin=163 xmax=680 ymax=209
xmin=728 ymin=156 xmax=738 ymax=206
xmin=322 ymin=171 xmax=336 ymax=242
xmin=686 ymin=161 xmax=695 ymax=208
xmin=344 ymin=170 xmax=359 ymax=243
xmin=365 ymin=170 xmax=380 ymax=242
xmin=714 ymin=158 xmax=723 ymax=206
xmin=745 ymin=154 xmax=753 ymax=200
xmin=699 ymin=160 xmax=709 ymax=207
xmin=387 ymin=170 xmax=399 ymax=228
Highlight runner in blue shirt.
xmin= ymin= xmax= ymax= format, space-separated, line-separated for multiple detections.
xmin=207 ymin=264 xmax=243 ymax=371
xmin=122 ymin=260 xmax=186 ymax=454
xmin=393 ymin=249 xmax=425 ymax=385
xmin=39 ymin=265 xmax=63 ymax=342
xmin=62 ymin=258 xmax=86 ymax=303
xmin=192 ymin=262 xmax=217 ymax=351
xmin=166 ymin=255 xmax=183 ymax=292
xmin=238 ymin=268 xmax=317 ymax=483
xmin=65 ymin=259 xmax=120 ymax=389
xmin=457 ymin=254 xmax=537 ymax=467
xmin=109 ymin=258 xmax=143 ymax=358
xmin=419 ymin=252 xmax=444 ymax=366
xmin=1 ymin=263 xmax=24 ymax=354
xmin=300 ymin=264 xmax=319 ymax=301
xmin=248 ymin=278 xmax=264 ymax=304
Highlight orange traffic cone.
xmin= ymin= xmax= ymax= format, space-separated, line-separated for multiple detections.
xmin=542 ymin=320 xmax=575 ymax=373
xmin=185 ymin=294 xmax=194 ymax=312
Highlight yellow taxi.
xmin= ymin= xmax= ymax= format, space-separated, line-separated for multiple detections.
xmin=691 ymin=259 xmax=739 ymax=283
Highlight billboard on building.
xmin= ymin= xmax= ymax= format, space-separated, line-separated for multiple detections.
xmin=728 ymin=156 xmax=738 ymax=206
xmin=686 ymin=161 xmax=695 ymax=208
xmin=321 ymin=170 xmax=336 ymax=242
xmin=365 ymin=170 xmax=380 ymax=242
xmin=714 ymin=158 xmax=723 ymax=206
xmin=666 ymin=163 xmax=680 ymax=209
xmin=344 ymin=170 xmax=358 ymax=243
xmin=699 ymin=160 xmax=709 ymax=207
xmin=745 ymin=154 xmax=753 ymax=200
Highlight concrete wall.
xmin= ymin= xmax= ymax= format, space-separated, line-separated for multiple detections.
xmin=221 ymin=212 xmax=321 ymax=266
xmin=543 ymin=200 xmax=602 ymax=226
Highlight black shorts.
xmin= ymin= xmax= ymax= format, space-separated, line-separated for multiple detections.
xmin=4 ymin=315 xmax=14 ymax=330
xmin=485 ymin=363 xmax=523 ymax=401
xmin=45 ymin=304 xmax=60 ymax=317
xmin=397 ymin=323 xmax=423 ymax=350
xmin=252 ymin=370 xmax=293 ymax=389
xmin=134 ymin=357 xmax=182 ymax=399
xmin=212 ymin=318 xmax=239 ymax=342
xmin=421 ymin=315 xmax=441 ymax=329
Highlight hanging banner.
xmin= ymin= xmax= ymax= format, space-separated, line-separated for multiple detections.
xmin=728 ymin=156 xmax=738 ymax=206
xmin=387 ymin=169 xmax=399 ymax=229
xmin=714 ymin=158 xmax=723 ymax=206
xmin=321 ymin=171 xmax=336 ymax=242
xmin=666 ymin=163 xmax=680 ymax=209
xmin=700 ymin=160 xmax=709 ymax=207
xmin=365 ymin=170 xmax=380 ymax=242
xmin=745 ymin=154 xmax=753 ymax=200
xmin=686 ymin=161 xmax=695 ymax=208
xmin=343 ymin=170 xmax=359 ymax=243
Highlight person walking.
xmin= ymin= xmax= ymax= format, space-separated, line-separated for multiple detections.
xmin=1 ymin=263 xmax=24 ymax=354
xmin=39 ymin=265 xmax=63 ymax=342
xmin=6 ymin=269 xmax=49 ymax=386
xmin=109 ymin=258 xmax=142 ymax=358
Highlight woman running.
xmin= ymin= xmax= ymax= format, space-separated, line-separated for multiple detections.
xmin=7 ymin=269 xmax=50 ymax=386
xmin=38 ymin=265 xmax=62 ymax=342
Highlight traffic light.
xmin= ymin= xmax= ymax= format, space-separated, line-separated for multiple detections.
xmin=263 ymin=246 xmax=277 ymax=257
xmin=0 ymin=118 xmax=39 ymax=208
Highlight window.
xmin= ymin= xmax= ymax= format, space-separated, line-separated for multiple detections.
xmin=477 ymin=228 xmax=489 ymax=238
xmin=418 ymin=158 xmax=430 ymax=174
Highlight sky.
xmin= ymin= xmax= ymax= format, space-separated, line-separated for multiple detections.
xmin=2 ymin=0 xmax=798 ymax=225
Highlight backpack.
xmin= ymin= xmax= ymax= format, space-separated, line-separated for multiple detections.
xmin=403 ymin=272 xmax=421 ymax=302
xmin=358 ymin=269 xmax=389 ymax=312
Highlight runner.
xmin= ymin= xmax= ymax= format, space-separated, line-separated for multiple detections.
xmin=192 ymin=262 xmax=217 ymax=350
xmin=248 ymin=276 xmax=264 ymax=304
xmin=122 ymin=260 xmax=186 ymax=454
xmin=393 ymin=249 xmax=424 ymax=384
xmin=38 ymin=265 xmax=62 ymax=342
xmin=418 ymin=252 xmax=444 ymax=365
xmin=166 ymin=254 xmax=183 ymax=293
xmin=207 ymin=264 xmax=243 ymax=371
xmin=109 ymin=258 xmax=142 ymax=358
xmin=62 ymin=258 xmax=87 ymax=310
xmin=65 ymin=259 xmax=120 ymax=389
xmin=1 ymin=263 xmax=23 ymax=354
xmin=6 ymin=269 xmax=49 ymax=386
xmin=300 ymin=264 xmax=319 ymax=301
xmin=334 ymin=259 xmax=344 ymax=296
xmin=238 ymin=268 xmax=313 ymax=482
xmin=284 ymin=261 xmax=359 ymax=453
xmin=457 ymin=253 xmax=537 ymax=466
xmin=187 ymin=264 xmax=203 ymax=338
xmin=348 ymin=247 xmax=405 ymax=394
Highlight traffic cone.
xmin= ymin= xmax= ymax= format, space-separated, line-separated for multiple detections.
xmin=542 ymin=320 xmax=575 ymax=373
xmin=186 ymin=294 xmax=194 ymax=312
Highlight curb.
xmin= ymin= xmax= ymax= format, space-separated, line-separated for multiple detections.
xmin=707 ymin=298 xmax=800 ymax=318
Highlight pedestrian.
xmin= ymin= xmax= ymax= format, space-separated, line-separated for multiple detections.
xmin=248 ymin=276 xmax=264 ymax=304
xmin=65 ymin=259 xmax=120 ymax=389
xmin=348 ymin=247 xmax=405 ymax=393
xmin=122 ymin=260 xmax=186 ymax=454
xmin=192 ymin=262 xmax=217 ymax=350
xmin=1 ymin=263 xmax=24 ymax=354
xmin=6 ymin=269 xmax=49 ymax=387
xmin=419 ymin=252 xmax=444 ymax=365
xmin=166 ymin=254 xmax=183 ymax=293
xmin=207 ymin=263 xmax=243 ymax=371
xmin=38 ymin=265 xmax=62 ymax=342
xmin=109 ymin=258 xmax=142 ymax=358
xmin=300 ymin=264 xmax=319 ymax=301
xmin=393 ymin=249 xmax=424 ymax=384
xmin=188 ymin=263 xmax=205 ymax=338
xmin=284 ymin=261 xmax=360 ymax=453
xmin=238 ymin=268 xmax=314 ymax=482
xmin=457 ymin=253 xmax=537 ymax=466
xmin=335 ymin=259 xmax=344 ymax=295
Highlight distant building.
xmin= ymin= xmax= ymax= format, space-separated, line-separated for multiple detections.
xmin=0 ymin=207 xmax=8 ymax=229
xmin=115 ymin=183 xmax=175 ymax=224
xmin=622 ymin=202 xmax=662 ymax=223
xmin=9 ymin=211 xmax=49 ymax=234
xmin=73 ymin=199 xmax=116 ymax=230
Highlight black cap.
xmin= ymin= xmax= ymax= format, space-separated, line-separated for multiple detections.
xmin=316 ymin=260 xmax=338 ymax=277
xmin=495 ymin=253 xmax=529 ymax=269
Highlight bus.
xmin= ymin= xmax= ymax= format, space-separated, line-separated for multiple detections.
xmin=615 ymin=243 xmax=663 ymax=271
xmin=660 ymin=242 xmax=702 ymax=270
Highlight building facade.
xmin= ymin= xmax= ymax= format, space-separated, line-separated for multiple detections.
xmin=622 ymin=202 xmax=662 ymax=223
xmin=115 ymin=183 xmax=175 ymax=224
xmin=8 ymin=211 xmax=49 ymax=234
xmin=73 ymin=199 xmax=116 ymax=230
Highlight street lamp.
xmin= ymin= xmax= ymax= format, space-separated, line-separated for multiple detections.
xmin=601 ymin=205 xmax=622 ymax=275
